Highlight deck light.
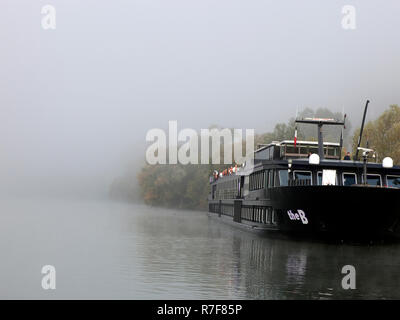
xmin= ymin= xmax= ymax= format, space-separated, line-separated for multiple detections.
xmin=309 ymin=153 xmax=320 ymax=165
xmin=383 ymin=157 xmax=393 ymax=168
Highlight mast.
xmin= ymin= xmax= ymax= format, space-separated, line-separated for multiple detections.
xmin=295 ymin=117 xmax=345 ymax=160
xmin=355 ymin=100 xmax=370 ymax=160
xmin=339 ymin=114 xmax=346 ymax=155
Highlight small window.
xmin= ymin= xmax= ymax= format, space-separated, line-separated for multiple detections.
xmin=260 ymin=171 xmax=264 ymax=189
xmin=243 ymin=176 xmax=249 ymax=196
xmin=343 ymin=173 xmax=357 ymax=186
xmin=317 ymin=170 xmax=337 ymax=185
xmin=255 ymin=173 xmax=259 ymax=189
xmin=267 ymin=208 xmax=272 ymax=223
xmin=299 ymin=147 xmax=308 ymax=155
xmin=286 ymin=146 xmax=296 ymax=154
xmin=279 ymin=170 xmax=289 ymax=186
xmin=272 ymin=209 xmax=277 ymax=224
xmin=364 ymin=174 xmax=382 ymax=186
xmin=387 ymin=175 xmax=400 ymax=188
xmin=327 ymin=148 xmax=336 ymax=156
xmin=269 ymin=170 xmax=274 ymax=187
xmin=294 ymin=171 xmax=312 ymax=184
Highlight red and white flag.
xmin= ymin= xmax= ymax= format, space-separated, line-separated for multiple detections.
xmin=294 ymin=127 xmax=298 ymax=148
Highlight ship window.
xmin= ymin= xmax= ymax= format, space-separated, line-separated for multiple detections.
xmin=387 ymin=175 xmax=400 ymax=188
xmin=327 ymin=148 xmax=335 ymax=156
xmin=261 ymin=171 xmax=265 ymax=188
xmin=317 ymin=171 xmax=338 ymax=185
xmin=267 ymin=208 xmax=272 ymax=223
xmin=343 ymin=173 xmax=357 ymax=186
xmin=298 ymin=147 xmax=306 ymax=154
xmin=243 ymin=176 xmax=249 ymax=196
xmin=260 ymin=171 xmax=264 ymax=188
xmin=363 ymin=174 xmax=382 ymax=186
xmin=249 ymin=171 xmax=266 ymax=191
xmin=286 ymin=145 xmax=296 ymax=154
xmin=272 ymin=209 xmax=277 ymax=224
xmin=269 ymin=169 xmax=274 ymax=187
xmin=279 ymin=170 xmax=289 ymax=186
xmin=293 ymin=171 xmax=312 ymax=184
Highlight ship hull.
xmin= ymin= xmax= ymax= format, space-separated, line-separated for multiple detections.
xmin=269 ymin=186 xmax=400 ymax=240
xmin=208 ymin=186 xmax=400 ymax=241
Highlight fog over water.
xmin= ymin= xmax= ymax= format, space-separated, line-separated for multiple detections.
xmin=2 ymin=199 xmax=400 ymax=299
xmin=1 ymin=1 xmax=399 ymax=198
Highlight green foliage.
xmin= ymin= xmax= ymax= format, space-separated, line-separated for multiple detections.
xmin=352 ymin=105 xmax=400 ymax=163
xmin=137 ymin=164 xmax=212 ymax=210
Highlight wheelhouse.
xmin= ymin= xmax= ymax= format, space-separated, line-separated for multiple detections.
xmin=255 ymin=140 xmax=341 ymax=161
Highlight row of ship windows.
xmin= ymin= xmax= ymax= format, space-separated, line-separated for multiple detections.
xmin=248 ymin=169 xmax=400 ymax=188
xmin=213 ymin=179 xmax=240 ymax=199
xmin=241 ymin=206 xmax=277 ymax=224
xmin=213 ymin=170 xmax=400 ymax=199
xmin=281 ymin=170 xmax=400 ymax=187
xmin=249 ymin=170 xmax=274 ymax=191
xmin=211 ymin=204 xmax=277 ymax=225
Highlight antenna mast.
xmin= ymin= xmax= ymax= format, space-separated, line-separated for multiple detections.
xmin=295 ymin=117 xmax=345 ymax=160
xmin=355 ymin=100 xmax=370 ymax=160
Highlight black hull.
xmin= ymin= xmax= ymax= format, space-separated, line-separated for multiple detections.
xmin=270 ymin=186 xmax=400 ymax=240
xmin=208 ymin=186 xmax=400 ymax=241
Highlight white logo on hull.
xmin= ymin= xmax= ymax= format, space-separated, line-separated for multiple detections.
xmin=287 ymin=210 xmax=308 ymax=224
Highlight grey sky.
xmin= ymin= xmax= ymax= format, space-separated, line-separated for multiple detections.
xmin=1 ymin=0 xmax=399 ymax=196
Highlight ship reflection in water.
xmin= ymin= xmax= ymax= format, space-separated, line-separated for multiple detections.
xmin=0 ymin=198 xmax=399 ymax=299
xmin=125 ymin=205 xmax=400 ymax=299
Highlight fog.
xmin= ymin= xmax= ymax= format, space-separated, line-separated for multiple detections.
xmin=1 ymin=0 xmax=399 ymax=198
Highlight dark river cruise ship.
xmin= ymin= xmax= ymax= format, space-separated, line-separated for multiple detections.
xmin=208 ymin=113 xmax=400 ymax=241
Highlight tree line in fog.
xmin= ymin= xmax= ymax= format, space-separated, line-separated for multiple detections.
xmin=111 ymin=105 xmax=399 ymax=210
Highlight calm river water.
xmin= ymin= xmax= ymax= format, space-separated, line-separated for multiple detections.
xmin=0 ymin=197 xmax=399 ymax=299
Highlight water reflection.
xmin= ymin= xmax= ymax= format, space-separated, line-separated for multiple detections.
xmin=0 ymin=198 xmax=399 ymax=299
xmin=125 ymin=206 xmax=400 ymax=299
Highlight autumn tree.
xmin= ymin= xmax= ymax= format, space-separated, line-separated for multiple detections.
xmin=352 ymin=105 xmax=400 ymax=164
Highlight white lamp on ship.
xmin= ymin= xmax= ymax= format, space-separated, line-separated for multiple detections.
xmin=309 ymin=153 xmax=320 ymax=165
xmin=383 ymin=157 xmax=393 ymax=168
